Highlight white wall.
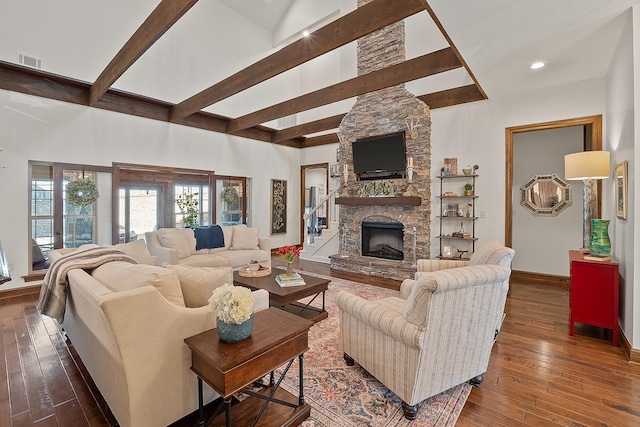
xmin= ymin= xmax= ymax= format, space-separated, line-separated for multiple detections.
xmin=605 ymin=7 xmax=637 ymax=348
xmin=512 ymin=127 xmax=584 ymax=276
xmin=0 ymin=90 xmax=303 ymax=291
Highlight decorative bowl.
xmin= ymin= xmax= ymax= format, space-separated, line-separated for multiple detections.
xmin=246 ymin=263 xmax=260 ymax=271
xmin=462 ymin=168 xmax=472 ymax=175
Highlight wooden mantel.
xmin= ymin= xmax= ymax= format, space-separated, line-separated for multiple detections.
xmin=335 ymin=196 xmax=421 ymax=206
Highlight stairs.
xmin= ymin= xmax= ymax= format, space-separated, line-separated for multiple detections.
xmin=300 ymin=221 xmax=339 ymax=264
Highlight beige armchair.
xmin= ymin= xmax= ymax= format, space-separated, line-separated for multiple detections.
xmin=335 ymin=241 xmax=514 ymax=420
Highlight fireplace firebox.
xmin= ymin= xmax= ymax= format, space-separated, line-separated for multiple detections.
xmin=361 ymin=221 xmax=404 ymax=261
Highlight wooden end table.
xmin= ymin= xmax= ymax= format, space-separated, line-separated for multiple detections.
xmin=233 ymin=270 xmax=329 ymax=323
xmin=184 ymin=308 xmax=314 ymax=426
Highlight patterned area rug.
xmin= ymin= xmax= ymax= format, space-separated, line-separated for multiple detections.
xmin=266 ymin=271 xmax=471 ymax=426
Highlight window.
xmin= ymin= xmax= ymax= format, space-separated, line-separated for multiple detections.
xmin=216 ymin=177 xmax=250 ymax=226
xmin=63 ymin=170 xmax=97 ymax=248
xmin=30 ymin=163 xmax=54 ymax=271
xmin=174 ymin=184 xmax=210 ymax=227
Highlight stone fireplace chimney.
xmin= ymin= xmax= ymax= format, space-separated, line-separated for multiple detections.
xmin=332 ymin=0 xmax=431 ymax=280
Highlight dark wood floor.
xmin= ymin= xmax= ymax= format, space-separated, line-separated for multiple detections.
xmin=1 ymin=257 xmax=639 ymax=426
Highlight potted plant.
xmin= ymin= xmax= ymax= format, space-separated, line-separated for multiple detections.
xmin=464 ymin=184 xmax=473 ymax=196
xmin=208 ymin=283 xmax=255 ymax=343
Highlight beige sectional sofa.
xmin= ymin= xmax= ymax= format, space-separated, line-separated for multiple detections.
xmin=47 ymin=244 xmax=269 ymax=427
xmin=145 ymin=225 xmax=271 ymax=269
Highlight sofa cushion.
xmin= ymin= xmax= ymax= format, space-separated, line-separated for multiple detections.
xmin=468 ymin=240 xmax=515 ymax=267
xmin=222 ymin=226 xmax=234 ymax=250
xmin=230 ymin=226 xmax=260 ymax=250
xmin=115 ymin=239 xmax=155 ymax=265
xmin=194 ymin=225 xmax=225 ymax=251
xmin=92 ymin=261 xmax=186 ymax=307
xmin=157 ymin=228 xmax=194 ymax=260
xmin=177 ymin=254 xmax=230 ymax=268
xmin=163 ymin=263 xmax=233 ymax=308
xmin=215 ymin=250 xmax=270 ymax=268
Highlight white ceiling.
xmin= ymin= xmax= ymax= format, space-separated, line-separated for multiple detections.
xmin=1 ymin=0 xmax=639 ymax=131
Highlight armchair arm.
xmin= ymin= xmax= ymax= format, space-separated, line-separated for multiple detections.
xmin=416 ymin=258 xmax=468 ymax=274
xmin=335 ymin=291 xmax=422 ymax=349
xmin=258 ymin=236 xmax=270 ymax=252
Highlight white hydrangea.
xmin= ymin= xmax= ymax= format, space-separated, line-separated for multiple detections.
xmin=208 ymin=283 xmax=255 ymax=324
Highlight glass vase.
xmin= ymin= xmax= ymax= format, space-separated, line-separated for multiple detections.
xmin=589 ymin=219 xmax=611 ymax=257
xmin=216 ymin=313 xmax=254 ymax=343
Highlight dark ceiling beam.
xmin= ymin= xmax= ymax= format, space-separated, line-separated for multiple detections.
xmin=272 ymin=114 xmax=344 ymax=143
xmin=302 ymin=133 xmax=340 ymax=147
xmin=169 ymin=0 xmax=426 ymax=121
xmin=0 ymin=61 xmax=292 ymax=145
xmin=227 ymin=48 xmax=461 ymax=133
xmin=418 ymin=84 xmax=486 ymax=109
xmin=418 ymin=0 xmax=487 ymax=100
xmin=89 ymin=0 xmax=199 ymax=106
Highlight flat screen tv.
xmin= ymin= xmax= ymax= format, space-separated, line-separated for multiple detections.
xmin=352 ymin=131 xmax=406 ymax=180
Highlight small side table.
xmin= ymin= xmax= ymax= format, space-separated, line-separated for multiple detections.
xmin=568 ymin=250 xmax=619 ymax=346
xmin=184 ymin=308 xmax=314 ymax=426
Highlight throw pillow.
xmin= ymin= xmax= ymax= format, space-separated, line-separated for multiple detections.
xmin=163 ymin=263 xmax=233 ymax=308
xmin=114 ymin=239 xmax=155 ymax=265
xmin=92 ymin=262 xmax=186 ymax=307
xmin=194 ymin=225 xmax=225 ymax=251
xmin=156 ymin=228 xmax=193 ymax=260
xmin=230 ymin=226 xmax=260 ymax=250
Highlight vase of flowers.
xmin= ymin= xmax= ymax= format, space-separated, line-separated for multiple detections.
xmin=208 ymin=284 xmax=255 ymax=343
xmin=277 ymin=245 xmax=301 ymax=275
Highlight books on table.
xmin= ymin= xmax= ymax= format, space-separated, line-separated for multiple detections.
xmin=275 ymin=272 xmax=306 ymax=287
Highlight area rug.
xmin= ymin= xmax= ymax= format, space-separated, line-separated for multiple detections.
xmin=264 ymin=270 xmax=471 ymax=426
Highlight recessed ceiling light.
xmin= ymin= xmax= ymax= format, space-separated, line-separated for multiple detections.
xmin=302 ymin=30 xmax=310 ymax=37
xmin=530 ymin=61 xmax=545 ymax=70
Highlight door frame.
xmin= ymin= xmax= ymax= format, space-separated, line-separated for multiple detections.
xmin=300 ymin=163 xmax=329 ymax=245
xmin=505 ymin=115 xmax=602 ymax=247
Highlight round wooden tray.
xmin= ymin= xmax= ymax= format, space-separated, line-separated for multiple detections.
xmin=238 ymin=266 xmax=271 ymax=277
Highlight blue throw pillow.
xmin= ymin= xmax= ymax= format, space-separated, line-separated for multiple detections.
xmin=194 ymin=225 xmax=225 ymax=250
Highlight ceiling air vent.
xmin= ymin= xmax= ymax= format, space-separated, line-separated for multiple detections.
xmin=277 ymin=115 xmax=297 ymax=130
xmin=18 ymin=53 xmax=42 ymax=69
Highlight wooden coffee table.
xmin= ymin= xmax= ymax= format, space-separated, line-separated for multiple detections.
xmin=184 ymin=308 xmax=314 ymax=427
xmin=233 ymin=270 xmax=329 ymax=323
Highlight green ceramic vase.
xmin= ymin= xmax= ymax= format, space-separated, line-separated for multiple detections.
xmin=589 ymin=219 xmax=611 ymax=257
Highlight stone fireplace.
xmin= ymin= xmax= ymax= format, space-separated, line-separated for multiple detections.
xmin=330 ymin=0 xmax=431 ymax=281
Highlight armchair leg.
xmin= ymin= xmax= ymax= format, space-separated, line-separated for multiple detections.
xmin=401 ymin=402 xmax=418 ymax=420
xmin=469 ymin=374 xmax=484 ymax=387
xmin=343 ymin=353 xmax=354 ymax=366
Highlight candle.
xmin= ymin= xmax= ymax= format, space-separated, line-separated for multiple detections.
xmin=343 ymin=164 xmax=348 ymax=173
xmin=408 ymin=157 xmax=413 ymax=167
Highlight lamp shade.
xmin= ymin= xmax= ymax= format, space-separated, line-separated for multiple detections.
xmin=564 ymin=151 xmax=610 ymax=180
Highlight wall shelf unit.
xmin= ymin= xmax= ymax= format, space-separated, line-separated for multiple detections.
xmin=437 ymin=165 xmax=479 ymax=260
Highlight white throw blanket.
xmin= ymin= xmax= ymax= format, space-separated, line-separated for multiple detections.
xmin=37 ymin=246 xmax=136 ymax=323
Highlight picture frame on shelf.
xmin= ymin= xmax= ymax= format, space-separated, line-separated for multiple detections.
xmin=615 ymin=160 xmax=627 ymax=220
xmin=442 ymin=245 xmax=453 ymax=258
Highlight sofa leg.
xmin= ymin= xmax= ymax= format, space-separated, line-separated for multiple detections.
xmin=469 ymin=374 xmax=484 ymax=387
xmin=343 ymin=353 xmax=354 ymax=366
xmin=401 ymin=401 xmax=418 ymax=420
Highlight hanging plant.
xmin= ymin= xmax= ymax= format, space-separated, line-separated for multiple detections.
xmin=67 ymin=179 xmax=99 ymax=207
xmin=221 ymin=186 xmax=239 ymax=205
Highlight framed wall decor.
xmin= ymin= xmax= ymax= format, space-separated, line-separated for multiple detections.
xmin=615 ymin=160 xmax=627 ymax=220
xmin=442 ymin=245 xmax=453 ymax=258
xmin=270 ymin=179 xmax=287 ymax=234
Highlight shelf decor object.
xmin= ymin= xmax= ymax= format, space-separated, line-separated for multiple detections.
xmin=589 ymin=219 xmax=611 ymax=257
xmin=564 ymin=151 xmax=610 ymax=249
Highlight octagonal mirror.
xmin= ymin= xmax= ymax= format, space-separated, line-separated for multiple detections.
xmin=520 ymin=174 xmax=572 ymax=216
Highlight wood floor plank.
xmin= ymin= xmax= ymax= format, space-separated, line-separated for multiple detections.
xmin=2 ymin=256 xmax=639 ymax=426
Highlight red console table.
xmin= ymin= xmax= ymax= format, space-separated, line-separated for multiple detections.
xmin=569 ymin=250 xmax=619 ymax=346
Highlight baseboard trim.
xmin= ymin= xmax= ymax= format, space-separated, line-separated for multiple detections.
xmin=511 ymin=270 xmax=569 ymax=287
xmin=0 ymin=284 xmax=41 ymax=300
xmin=619 ymin=328 xmax=640 ymax=364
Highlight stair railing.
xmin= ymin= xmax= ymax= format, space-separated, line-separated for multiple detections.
xmin=303 ymin=185 xmax=340 ymax=245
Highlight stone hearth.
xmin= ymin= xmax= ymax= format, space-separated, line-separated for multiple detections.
xmin=330 ymin=0 xmax=431 ymax=281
